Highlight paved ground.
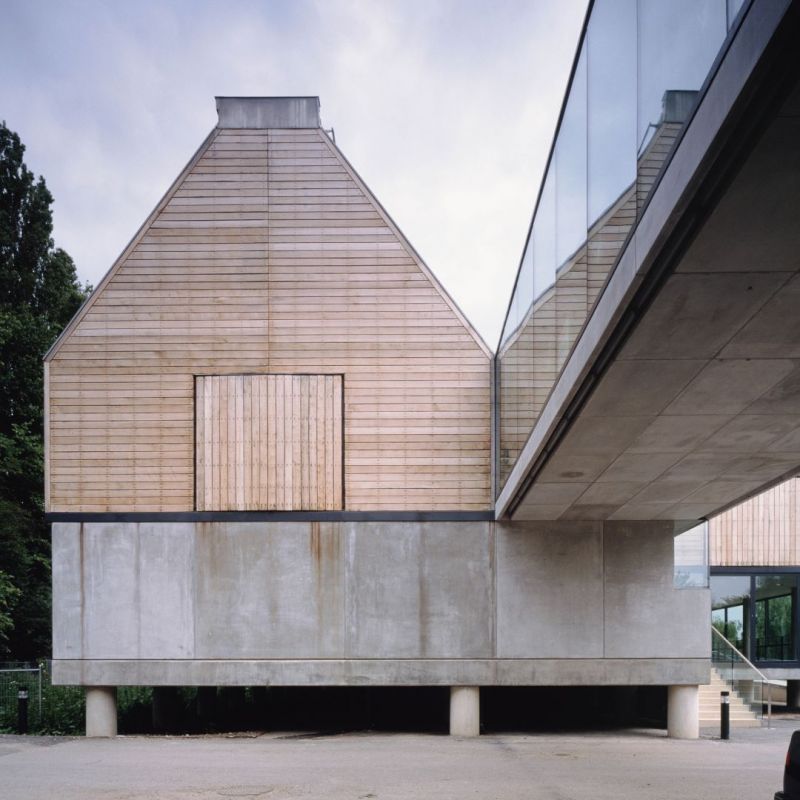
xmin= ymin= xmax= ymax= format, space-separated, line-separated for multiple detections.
xmin=0 ymin=722 xmax=795 ymax=799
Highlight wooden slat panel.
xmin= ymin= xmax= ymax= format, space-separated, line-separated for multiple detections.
xmin=195 ymin=379 xmax=204 ymax=509
xmin=195 ymin=374 xmax=342 ymax=510
xmin=709 ymin=478 xmax=800 ymax=567
xmin=291 ymin=375 xmax=301 ymax=508
xmin=332 ymin=376 xmax=343 ymax=508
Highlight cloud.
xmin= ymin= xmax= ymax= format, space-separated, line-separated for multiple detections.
xmin=1 ymin=0 xmax=587 ymax=347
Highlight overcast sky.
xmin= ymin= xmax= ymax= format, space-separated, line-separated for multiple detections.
xmin=2 ymin=0 xmax=588 ymax=348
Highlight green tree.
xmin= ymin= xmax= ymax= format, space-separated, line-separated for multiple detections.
xmin=0 ymin=121 xmax=89 ymax=658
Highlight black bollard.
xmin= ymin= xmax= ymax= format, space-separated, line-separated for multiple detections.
xmin=720 ymin=690 xmax=730 ymax=740
xmin=17 ymin=689 xmax=29 ymax=734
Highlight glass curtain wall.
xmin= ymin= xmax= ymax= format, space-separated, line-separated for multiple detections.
xmin=755 ymin=575 xmax=796 ymax=661
xmin=496 ymin=0 xmax=751 ymax=494
xmin=674 ymin=522 xmax=709 ymax=588
xmin=712 ymin=575 xmax=751 ymax=655
xmin=711 ymin=573 xmax=799 ymax=664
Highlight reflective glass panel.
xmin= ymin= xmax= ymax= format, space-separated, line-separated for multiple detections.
xmin=531 ymin=168 xmax=557 ymax=418
xmin=587 ymin=0 xmax=637 ymax=309
xmin=673 ymin=522 xmax=709 ymax=588
xmin=755 ymin=574 xmax=796 ymax=661
xmin=711 ymin=575 xmax=750 ymax=654
xmin=726 ymin=0 xmax=746 ymax=30
xmin=498 ymin=240 xmax=534 ymax=485
xmin=556 ymin=45 xmax=588 ymax=271
xmin=554 ymin=44 xmax=589 ymax=373
xmin=636 ymin=0 xmax=727 ymax=212
xmin=533 ymin=167 xmax=556 ymax=301
xmin=587 ymin=0 xmax=637 ymax=225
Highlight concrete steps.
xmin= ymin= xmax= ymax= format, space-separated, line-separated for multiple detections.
xmin=699 ymin=668 xmax=761 ymax=728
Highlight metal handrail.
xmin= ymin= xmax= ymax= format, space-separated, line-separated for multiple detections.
xmin=712 ymin=627 xmax=771 ymax=679
xmin=711 ymin=625 xmax=773 ymax=727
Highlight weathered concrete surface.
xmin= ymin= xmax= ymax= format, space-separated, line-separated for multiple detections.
xmin=0 ymin=725 xmax=794 ymax=800
xmin=52 ymin=519 xmax=709 ymax=687
xmin=602 ymin=523 xmax=710 ymax=659
xmin=345 ymin=523 xmax=493 ymax=659
xmin=51 ymin=523 xmax=81 ymax=659
xmin=194 ymin=522 xmax=346 ymax=659
xmin=496 ymin=522 xmax=603 ymax=658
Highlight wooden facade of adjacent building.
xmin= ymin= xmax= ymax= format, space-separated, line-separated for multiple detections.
xmin=710 ymin=478 xmax=800 ymax=567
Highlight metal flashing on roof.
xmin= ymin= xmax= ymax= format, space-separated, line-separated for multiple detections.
xmin=215 ymin=96 xmax=321 ymax=129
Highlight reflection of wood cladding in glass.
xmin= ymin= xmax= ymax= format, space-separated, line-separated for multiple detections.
xmin=710 ymin=478 xmax=800 ymax=567
xmin=498 ymin=121 xmax=684 ymax=485
xmin=195 ymin=374 xmax=342 ymax=511
xmin=47 ymin=128 xmax=491 ymax=512
xmin=636 ymin=122 xmax=682 ymax=210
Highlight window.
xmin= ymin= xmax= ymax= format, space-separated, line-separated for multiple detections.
xmin=195 ymin=374 xmax=343 ymax=511
xmin=755 ymin=574 xmax=796 ymax=662
xmin=673 ymin=522 xmax=709 ymax=588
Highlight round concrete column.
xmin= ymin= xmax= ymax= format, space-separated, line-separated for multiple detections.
xmin=450 ymin=686 xmax=480 ymax=737
xmin=667 ymin=685 xmax=698 ymax=739
xmin=86 ymin=687 xmax=117 ymax=737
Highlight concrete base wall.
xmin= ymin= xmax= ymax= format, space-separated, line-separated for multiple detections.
xmin=52 ymin=520 xmax=709 ymax=687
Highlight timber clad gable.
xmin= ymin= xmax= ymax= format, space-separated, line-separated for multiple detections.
xmin=46 ymin=123 xmax=491 ymax=512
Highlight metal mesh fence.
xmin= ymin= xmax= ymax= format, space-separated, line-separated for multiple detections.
xmin=0 ymin=663 xmax=43 ymax=731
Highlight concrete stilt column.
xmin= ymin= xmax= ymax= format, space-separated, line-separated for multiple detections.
xmin=86 ymin=687 xmax=117 ymax=737
xmin=667 ymin=685 xmax=698 ymax=739
xmin=787 ymin=680 xmax=800 ymax=710
xmin=450 ymin=686 xmax=480 ymax=737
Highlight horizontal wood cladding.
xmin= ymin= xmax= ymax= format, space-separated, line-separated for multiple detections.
xmin=710 ymin=478 xmax=800 ymax=567
xmin=47 ymin=128 xmax=491 ymax=512
xmin=196 ymin=374 xmax=343 ymax=511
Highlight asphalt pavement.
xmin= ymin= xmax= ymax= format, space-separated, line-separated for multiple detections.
xmin=1 ymin=721 xmax=796 ymax=799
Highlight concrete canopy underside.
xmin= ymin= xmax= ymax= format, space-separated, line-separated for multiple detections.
xmin=503 ymin=5 xmax=800 ymax=523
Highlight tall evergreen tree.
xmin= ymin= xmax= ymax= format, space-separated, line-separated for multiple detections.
xmin=0 ymin=121 xmax=89 ymax=658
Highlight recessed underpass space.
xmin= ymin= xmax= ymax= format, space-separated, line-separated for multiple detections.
xmin=118 ymin=686 xmax=667 ymax=736
xmin=481 ymin=687 xmax=667 ymax=732
xmin=132 ymin=686 xmax=451 ymax=735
